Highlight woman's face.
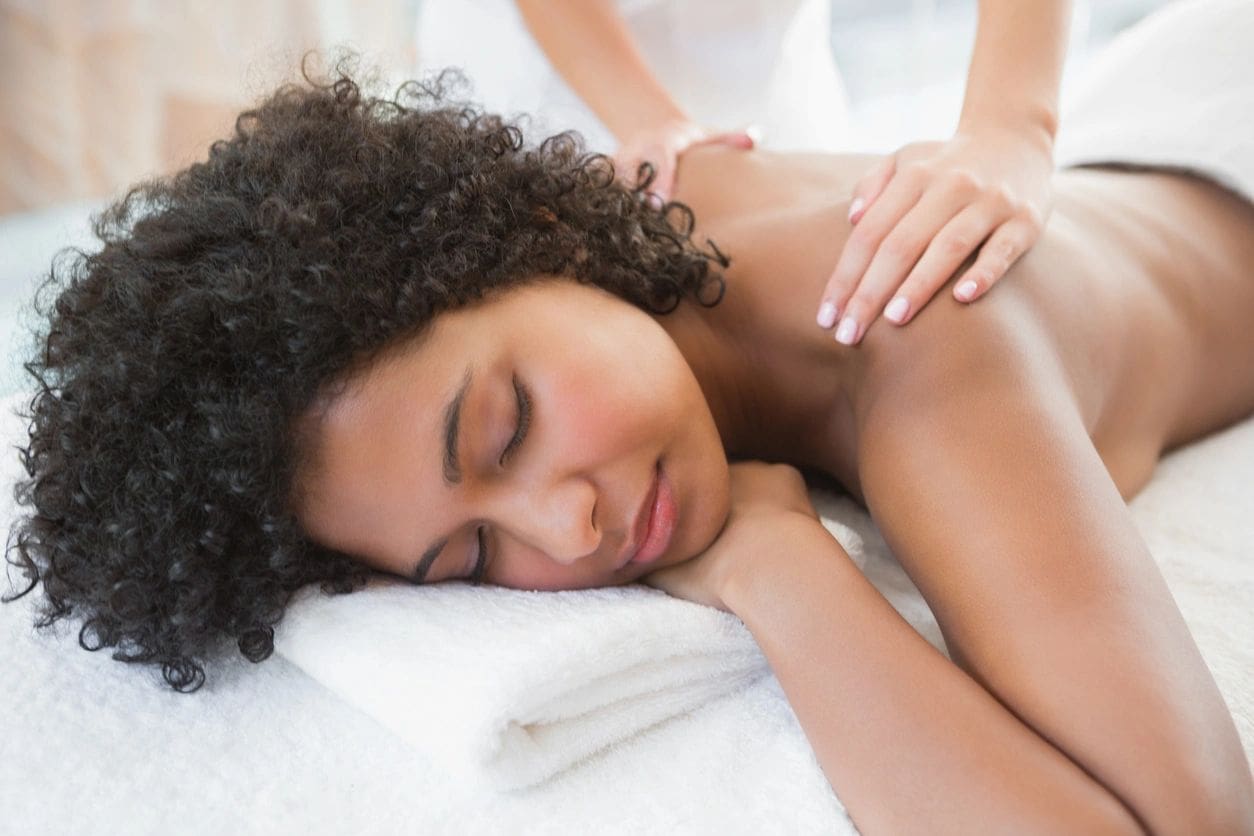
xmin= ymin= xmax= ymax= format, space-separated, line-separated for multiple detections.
xmin=295 ymin=277 xmax=732 ymax=590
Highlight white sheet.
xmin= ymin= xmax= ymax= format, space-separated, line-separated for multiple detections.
xmin=1055 ymin=0 xmax=1254 ymax=201
xmin=3 ymin=387 xmax=1251 ymax=834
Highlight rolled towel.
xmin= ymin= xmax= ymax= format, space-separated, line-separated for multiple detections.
xmin=275 ymin=580 xmax=765 ymax=790
xmin=274 ymin=511 xmax=864 ymax=791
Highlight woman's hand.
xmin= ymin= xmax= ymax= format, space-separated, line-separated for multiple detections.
xmin=816 ymin=125 xmax=1054 ymax=345
xmin=614 ymin=120 xmax=757 ymax=201
xmin=640 ymin=461 xmax=823 ymax=613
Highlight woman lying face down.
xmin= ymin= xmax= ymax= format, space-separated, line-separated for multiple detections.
xmin=9 ymin=69 xmax=1254 ymax=832
xmin=5 ymin=70 xmax=758 ymax=691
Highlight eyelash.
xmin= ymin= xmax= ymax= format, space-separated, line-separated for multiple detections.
xmin=472 ymin=375 xmax=530 ymax=586
xmin=499 ymin=374 xmax=530 ymax=467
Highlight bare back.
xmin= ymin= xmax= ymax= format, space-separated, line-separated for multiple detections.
xmin=672 ymin=147 xmax=1254 ymax=499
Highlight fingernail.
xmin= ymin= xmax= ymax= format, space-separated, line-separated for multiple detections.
xmin=848 ymin=198 xmax=865 ymax=224
xmin=884 ymin=297 xmax=909 ymax=324
xmin=835 ymin=316 xmax=859 ymax=345
xmin=956 ymin=280 xmax=978 ymax=301
xmin=745 ymin=124 xmax=763 ymax=145
xmin=817 ymin=301 xmax=838 ymax=329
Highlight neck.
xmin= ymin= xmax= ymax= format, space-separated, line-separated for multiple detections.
xmin=658 ymin=145 xmax=885 ymax=484
xmin=659 ymin=282 xmax=861 ymax=477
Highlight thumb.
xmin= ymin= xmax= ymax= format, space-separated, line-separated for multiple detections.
xmin=849 ymin=154 xmax=896 ymax=224
xmin=614 ymin=153 xmax=650 ymax=190
xmin=698 ymin=129 xmax=757 ymax=151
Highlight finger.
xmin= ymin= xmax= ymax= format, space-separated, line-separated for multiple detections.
xmin=651 ymin=155 xmax=678 ymax=201
xmin=698 ymin=130 xmax=756 ymax=151
xmin=848 ymin=155 xmax=896 ymax=225
xmin=613 ymin=152 xmax=642 ymax=187
xmin=953 ymin=218 xmax=1036 ymax=302
xmin=817 ymin=166 xmax=926 ymax=332
xmin=835 ymin=179 xmax=977 ymax=343
xmin=627 ymin=158 xmax=658 ymax=193
xmin=881 ymin=202 xmax=1001 ymax=325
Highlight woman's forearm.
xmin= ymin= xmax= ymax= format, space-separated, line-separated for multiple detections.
xmin=961 ymin=0 xmax=1072 ymax=144
xmin=514 ymin=0 xmax=688 ymax=141
xmin=723 ymin=529 xmax=1143 ymax=835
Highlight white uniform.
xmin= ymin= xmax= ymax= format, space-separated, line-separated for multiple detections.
xmin=415 ymin=0 xmax=851 ymax=154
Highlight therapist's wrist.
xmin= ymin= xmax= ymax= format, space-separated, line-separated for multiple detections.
xmin=958 ymin=101 xmax=1058 ymax=156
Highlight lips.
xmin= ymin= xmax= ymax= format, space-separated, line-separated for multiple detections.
xmin=618 ymin=464 xmax=661 ymax=569
xmin=617 ymin=461 xmax=676 ymax=569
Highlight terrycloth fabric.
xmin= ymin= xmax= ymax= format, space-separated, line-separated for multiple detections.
xmin=2 ymin=392 xmax=1251 ymax=836
xmin=275 ymin=582 xmax=769 ymax=791
xmin=1055 ymin=0 xmax=1254 ymax=201
xmin=273 ymin=512 xmax=865 ymax=791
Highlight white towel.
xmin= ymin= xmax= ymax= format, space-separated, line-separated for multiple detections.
xmin=274 ymin=506 xmax=864 ymax=792
xmin=1055 ymin=0 xmax=1254 ymax=202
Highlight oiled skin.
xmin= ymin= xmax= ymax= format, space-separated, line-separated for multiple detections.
xmin=667 ymin=147 xmax=1254 ymax=833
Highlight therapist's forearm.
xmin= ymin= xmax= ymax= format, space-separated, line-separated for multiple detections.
xmin=514 ymin=0 xmax=688 ymax=141
xmin=722 ymin=534 xmax=1143 ymax=835
xmin=961 ymin=0 xmax=1072 ymax=146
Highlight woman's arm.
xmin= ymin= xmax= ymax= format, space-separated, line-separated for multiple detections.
xmin=851 ymin=322 xmax=1254 ymax=834
xmin=960 ymin=0 xmax=1069 ymax=149
xmin=721 ymin=521 xmax=1144 ymax=834
xmin=514 ymin=0 xmax=753 ymax=198
xmin=514 ymin=0 xmax=686 ymax=141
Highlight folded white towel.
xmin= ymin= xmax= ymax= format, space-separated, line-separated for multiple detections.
xmin=274 ymin=506 xmax=863 ymax=791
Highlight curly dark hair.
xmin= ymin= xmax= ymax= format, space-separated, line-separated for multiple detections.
xmin=3 ymin=63 xmax=728 ymax=692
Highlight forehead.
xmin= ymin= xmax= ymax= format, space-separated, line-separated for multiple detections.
xmin=293 ymin=322 xmax=456 ymax=557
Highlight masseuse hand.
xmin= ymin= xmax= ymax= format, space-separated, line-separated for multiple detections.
xmin=817 ymin=125 xmax=1054 ymax=345
xmin=640 ymin=461 xmax=822 ymax=613
xmin=615 ymin=120 xmax=757 ymax=201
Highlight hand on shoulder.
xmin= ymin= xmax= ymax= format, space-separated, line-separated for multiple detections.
xmin=817 ymin=123 xmax=1054 ymax=345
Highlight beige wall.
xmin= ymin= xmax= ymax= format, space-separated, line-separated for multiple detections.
xmin=0 ymin=0 xmax=413 ymax=216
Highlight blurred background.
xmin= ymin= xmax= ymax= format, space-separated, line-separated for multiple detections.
xmin=0 ymin=0 xmax=1174 ymax=397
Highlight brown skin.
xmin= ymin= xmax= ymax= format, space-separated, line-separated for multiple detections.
xmin=676 ymin=149 xmax=1254 ymax=834
xmin=296 ymin=147 xmax=1254 ymax=833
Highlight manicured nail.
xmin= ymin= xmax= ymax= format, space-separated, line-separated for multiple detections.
xmin=835 ymin=316 xmax=859 ymax=345
xmin=848 ymin=197 xmax=865 ymax=224
xmin=745 ymin=124 xmax=764 ymax=145
xmin=817 ymin=301 xmax=838 ymax=329
xmin=955 ymin=280 xmax=978 ymax=301
xmin=884 ymin=297 xmax=909 ymax=324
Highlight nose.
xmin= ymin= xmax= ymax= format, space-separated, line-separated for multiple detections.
xmin=489 ymin=475 xmax=601 ymax=565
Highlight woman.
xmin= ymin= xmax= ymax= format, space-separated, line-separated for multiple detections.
xmin=8 ymin=14 xmax=1254 ymax=836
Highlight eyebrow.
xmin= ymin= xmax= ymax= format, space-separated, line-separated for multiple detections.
xmin=412 ymin=365 xmax=474 ymax=584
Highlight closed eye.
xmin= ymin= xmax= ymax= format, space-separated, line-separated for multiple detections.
xmin=499 ymin=374 xmax=530 ymax=467
xmin=472 ymin=375 xmax=529 ymax=586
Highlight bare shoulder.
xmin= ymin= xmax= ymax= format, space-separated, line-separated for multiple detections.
xmin=673 ymin=146 xmax=882 ymax=224
xmin=855 ymin=167 xmax=1254 ymax=493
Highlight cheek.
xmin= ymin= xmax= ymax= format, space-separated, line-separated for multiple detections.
xmin=674 ymin=412 xmax=733 ymax=559
xmin=544 ymin=360 xmax=684 ymax=460
xmin=492 ymin=547 xmax=610 ymax=591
